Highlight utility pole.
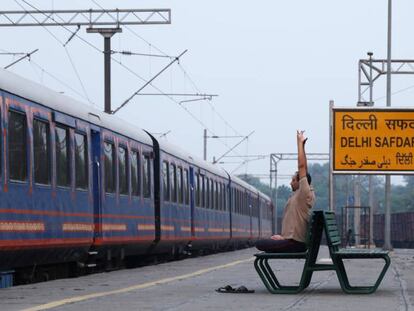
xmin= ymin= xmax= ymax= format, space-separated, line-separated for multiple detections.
xmin=329 ymin=100 xmax=335 ymax=212
xmin=0 ymin=8 xmax=171 ymax=114
xmin=87 ymin=27 xmax=122 ymax=113
xmin=384 ymin=0 xmax=393 ymax=251
xmin=368 ymin=51 xmax=375 ymax=248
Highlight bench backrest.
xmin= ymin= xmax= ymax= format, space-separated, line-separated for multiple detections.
xmin=323 ymin=211 xmax=341 ymax=253
xmin=304 ymin=211 xmax=324 ymax=261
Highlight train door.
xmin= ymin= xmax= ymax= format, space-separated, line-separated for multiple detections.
xmin=91 ymin=129 xmax=102 ymax=242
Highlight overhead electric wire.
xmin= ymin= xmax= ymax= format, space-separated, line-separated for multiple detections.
xmin=64 ymin=47 xmax=93 ymax=105
xmin=16 ymin=0 xmax=93 ymax=105
xmin=89 ymin=0 xmax=244 ymax=141
xmin=4 ymin=48 xmax=38 ymax=69
xmin=18 ymin=0 xmax=249 ymax=161
xmin=0 ymin=52 xmax=27 ymax=55
xmin=111 ymin=50 xmax=174 ymax=59
xmin=374 ymin=83 xmax=414 ymax=102
xmin=14 ymin=0 xmax=64 ymax=45
xmin=28 ymin=59 xmax=92 ymax=101
xmin=90 ymin=0 xmax=248 ymax=159
xmin=90 ymin=0 xmax=170 ymax=58
xmin=177 ymin=62 xmax=243 ymax=137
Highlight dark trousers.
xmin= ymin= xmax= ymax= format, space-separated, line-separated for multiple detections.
xmin=255 ymin=238 xmax=306 ymax=253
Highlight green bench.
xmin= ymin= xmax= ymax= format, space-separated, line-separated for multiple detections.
xmin=323 ymin=211 xmax=390 ymax=294
xmin=254 ymin=210 xmax=391 ymax=294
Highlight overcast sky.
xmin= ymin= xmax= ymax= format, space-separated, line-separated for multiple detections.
xmin=1 ymin=0 xmax=414 ymax=185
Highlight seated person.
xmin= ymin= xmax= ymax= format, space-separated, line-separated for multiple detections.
xmin=256 ymin=130 xmax=315 ymax=253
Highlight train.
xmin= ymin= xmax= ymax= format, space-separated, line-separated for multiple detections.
xmin=0 ymin=68 xmax=274 ymax=284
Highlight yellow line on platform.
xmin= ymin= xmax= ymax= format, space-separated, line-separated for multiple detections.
xmin=22 ymin=257 xmax=254 ymax=311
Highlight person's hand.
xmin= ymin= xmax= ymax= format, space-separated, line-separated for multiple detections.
xmin=270 ymin=234 xmax=284 ymax=240
xmin=297 ymin=130 xmax=308 ymax=146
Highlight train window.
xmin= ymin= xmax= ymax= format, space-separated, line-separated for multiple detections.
xmin=240 ymin=191 xmax=243 ymax=215
xmin=238 ymin=190 xmax=240 ymax=214
xmin=56 ymin=126 xmax=70 ymax=187
xmin=177 ymin=167 xmax=183 ymax=203
xmin=194 ymin=173 xmax=199 ymax=207
xmin=236 ymin=190 xmax=239 ymax=214
xmin=223 ymin=185 xmax=227 ymax=211
xmin=75 ymin=133 xmax=88 ymax=189
xmin=171 ymin=163 xmax=177 ymax=203
xmin=214 ymin=181 xmax=220 ymax=210
xmin=218 ymin=183 xmax=222 ymax=210
xmin=231 ymin=188 xmax=234 ymax=212
xmin=212 ymin=180 xmax=215 ymax=209
xmin=184 ymin=168 xmax=189 ymax=205
xmin=104 ymin=141 xmax=115 ymax=193
xmin=143 ymin=155 xmax=151 ymax=198
xmin=206 ymin=177 xmax=210 ymax=209
xmin=222 ymin=183 xmax=225 ymax=211
xmin=9 ymin=110 xmax=27 ymax=181
xmin=234 ymin=189 xmax=237 ymax=214
xmin=210 ymin=181 xmax=213 ymax=209
xmin=163 ymin=161 xmax=169 ymax=201
xmin=210 ymin=180 xmax=214 ymax=209
xmin=201 ymin=175 xmax=205 ymax=208
xmin=118 ymin=146 xmax=128 ymax=195
xmin=241 ymin=192 xmax=244 ymax=215
xmin=131 ymin=150 xmax=140 ymax=196
xmin=33 ymin=119 xmax=50 ymax=185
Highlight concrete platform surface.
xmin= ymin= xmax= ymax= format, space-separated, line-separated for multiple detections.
xmin=0 ymin=246 xmax=413 ymax=311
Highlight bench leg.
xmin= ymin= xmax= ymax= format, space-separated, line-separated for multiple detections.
xmin=334 ymin=255 xmax=391 ymax=294
xmin=254 ymin=257 xmax=279 ymax=292
xmin=254 ymin=258 xmax=309 ymax=294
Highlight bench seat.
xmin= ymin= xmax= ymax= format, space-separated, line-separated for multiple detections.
xmin=334 ymin=248 xmax=389 ymax=258
xmin=254 ymin=210 xmax=391 ymax=294
xmin=323 ymin=211 xmax=391 ymax=294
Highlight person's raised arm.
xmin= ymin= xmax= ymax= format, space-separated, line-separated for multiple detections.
xmin=297 ymin=130 xmax=308 ymax=179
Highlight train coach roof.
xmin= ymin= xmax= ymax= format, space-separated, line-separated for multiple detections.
xmin=158 ymin=138 xmax=228 ymax=179
xmin=258 ymin=191 xmax=271 ymax=202
xmin=230 ymin=174 xmax=259 ymax=194
xmin=0 ymin=68 xmax=152 ymax=146
xmin=231 ymin=174 xmax=271 ymax=201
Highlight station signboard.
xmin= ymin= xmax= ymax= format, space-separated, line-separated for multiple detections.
xmin=332 ymin=107 xmax=414 ymax=173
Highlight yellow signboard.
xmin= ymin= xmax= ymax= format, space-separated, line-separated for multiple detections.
xmin=333 ymin=108 xmax=414 ymax=173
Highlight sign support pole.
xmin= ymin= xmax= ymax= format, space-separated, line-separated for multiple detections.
xmin=329 ymin=100 xmax=334 ymax=212
xmin=383 ymin=0 xmax=393 ymax=251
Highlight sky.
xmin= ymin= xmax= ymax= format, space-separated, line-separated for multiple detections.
xmin=1 ymin=0 xmax=414 ymax=186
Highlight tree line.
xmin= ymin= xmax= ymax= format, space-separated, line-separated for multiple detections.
xmin=239 ymin=162 xmax=414 ymax=215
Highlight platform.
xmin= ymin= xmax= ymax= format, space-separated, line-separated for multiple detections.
xmin=0 ymin=246 xmax=413 ymax=311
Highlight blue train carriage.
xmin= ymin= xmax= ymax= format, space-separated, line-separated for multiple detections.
xmin=145 ymin=136 xmax=193 ymax=256
xmin=190 ymin=157 xmax=231 ymax=252
xmin=92 ymin=112 xmax=155 ymax=265
xmin=0 ymin=68 xmax=95 ymax=272
xmin=228 ymin=175 xmax=259 ymax=247
xmin=0 ymin=68 xmax=157 ymax=274
xmin=258 ymin=192 xmax=273 ymax=238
